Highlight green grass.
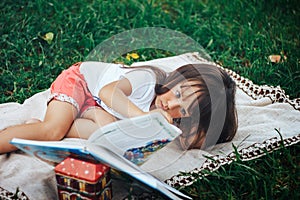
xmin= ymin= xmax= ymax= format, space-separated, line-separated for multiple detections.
xmin=1 ymin=0 xmax=299 ymax=199
xmin=181 ymin=143 xmax=300 ymax=199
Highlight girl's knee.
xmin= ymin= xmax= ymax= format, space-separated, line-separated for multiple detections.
xmin=41 ymin=122 xmax=68 ymax=141
xmin=25 ymin=118 xmax=41 ymax=124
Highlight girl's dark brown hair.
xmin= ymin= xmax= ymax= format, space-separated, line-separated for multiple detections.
xmin=133 ymin=63 xmax=238 ymax=150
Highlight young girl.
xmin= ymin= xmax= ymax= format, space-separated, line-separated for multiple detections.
xmin=0 ymin=61 xmax=237 ymax=153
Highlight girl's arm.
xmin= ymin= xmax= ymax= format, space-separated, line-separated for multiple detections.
xmin=99 ymin=78 xmax=173 ymax=123
xmin=99 ymin=78 xmax=145 ymax=118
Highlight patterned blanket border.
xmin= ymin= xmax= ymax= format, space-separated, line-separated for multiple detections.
xmin=165 ymin=53 xmax=300 ymax=187
xmin=166 ymin=134 xmax=300 ymax=187
xmin=0 ymin=187 xmax=29 ymax=200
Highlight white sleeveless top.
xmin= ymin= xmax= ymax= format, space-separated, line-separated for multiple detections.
xmin=79 ymin=62 xmax=156 ymax=119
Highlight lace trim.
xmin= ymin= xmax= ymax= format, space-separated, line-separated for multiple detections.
xmin=49 ymin=93 xmax=79 ymax=112
xmin=224 ymin=68 xmax=300 ymax=111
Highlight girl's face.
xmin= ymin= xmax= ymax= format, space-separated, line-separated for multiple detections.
xmin=154 ymin=81 xmax=198 ymax=119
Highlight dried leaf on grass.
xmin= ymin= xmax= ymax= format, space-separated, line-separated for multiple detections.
xmin=40 ymin=32 xmax=54 ymax=44
xmin=268 ymin=54 xmax=287 ymax=63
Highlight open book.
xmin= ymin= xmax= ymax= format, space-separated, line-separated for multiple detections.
xmin=11 ymin=112 xmax=192 ymax=200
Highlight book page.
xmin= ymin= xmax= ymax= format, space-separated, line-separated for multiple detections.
xmin=88 ymin=112 xmax=182 ymax=153
xmin=88 ymin=144 xmax=191 ymax=200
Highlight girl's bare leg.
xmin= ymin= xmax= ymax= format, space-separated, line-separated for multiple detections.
xmin=0 ymin=100 xmax=78 ymax=154
xmin=66 ymin=107 xmax=117 ymax=139
xmin=67 ymin=118 xmax=99 ymax=139
xmin=25 ymin=118 xmax=41 ymax=124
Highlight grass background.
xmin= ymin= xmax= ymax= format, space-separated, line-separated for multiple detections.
xmin=0 ymin=0 xmax=299 ymax=199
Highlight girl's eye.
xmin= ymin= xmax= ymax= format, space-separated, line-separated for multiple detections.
xmin=180 ymin=108 xmax=187 ymax=116
xmin=175 ymin=90 xmax=181 ymax=98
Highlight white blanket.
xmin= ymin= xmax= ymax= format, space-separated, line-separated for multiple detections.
xmin=0 ymin=52 xmax=299 ymax=199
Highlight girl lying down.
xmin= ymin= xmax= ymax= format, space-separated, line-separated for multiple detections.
xmin=0 ymin=62 xmax=237 ymax=153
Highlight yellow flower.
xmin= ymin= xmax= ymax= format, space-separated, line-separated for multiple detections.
xmin=126 ymin=53 xmax=140 ymax=60
xmin=130 ymin=53 xmax=139 ymax=59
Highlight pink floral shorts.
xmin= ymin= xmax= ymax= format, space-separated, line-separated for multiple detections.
xmin=49 ymin=62 xmax=99 ymax=115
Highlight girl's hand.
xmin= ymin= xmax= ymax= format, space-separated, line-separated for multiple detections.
xmin=149 ymin=108 xmax=173 ymax=124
